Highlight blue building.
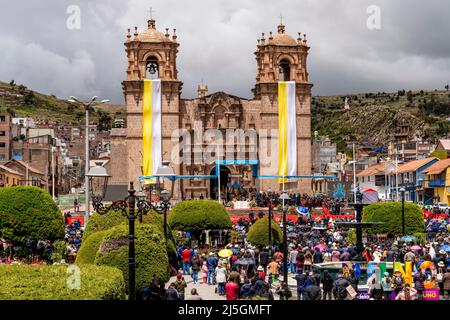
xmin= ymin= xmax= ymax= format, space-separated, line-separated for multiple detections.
xmin=389 ymin=157 xmax=439 ymax=203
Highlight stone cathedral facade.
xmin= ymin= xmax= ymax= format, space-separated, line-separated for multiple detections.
xmin=108 ymin=18 xmax=313 ymax=200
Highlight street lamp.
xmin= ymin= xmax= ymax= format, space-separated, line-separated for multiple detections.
xmin=267 ymin=187 xmax=274 ymax=249
xmin=67 ymin=96 xmax=110 ymax=227
xmin=279 ymin=192 xmax=291 ymax=283
xmin=400 ymin=178 xmax=409 ymax=236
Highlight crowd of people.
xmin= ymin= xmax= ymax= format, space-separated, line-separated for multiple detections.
xmin=158 ymin=207 xmax=450 ymax=300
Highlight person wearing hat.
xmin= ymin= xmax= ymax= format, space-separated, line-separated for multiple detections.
xmin=257 ymin=265 xmax=266 ymax=280
xmin=381 ymin=271 xmax=393 ymax=300
xmin=437 ymin=261 xmax=446 ymax=296
xmin=174 ymin=274 xmax=187 ymax=300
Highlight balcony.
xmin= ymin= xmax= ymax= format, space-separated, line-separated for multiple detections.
xmin=429 ymin=179 xmax=445 ymax=187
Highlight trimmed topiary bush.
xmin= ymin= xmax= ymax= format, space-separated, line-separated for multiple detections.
xmin=94 ymin=223 xmax=169 ymax=291
xmin=0 ymin=186 xmax=64 ymax=241
xmin=84 ymin=210 xmax=176 ymax=256
xmin=169 ymin=200 xmax=232 ymax=238
xmin=0 ymin=264 xmax=126 ymax=300
xmin=83 ymin=210 xmax=126 ymax=241
xmin=363 ymin=202 xmax=425 ymax=236
xmin=246 ymin=217 xmax=282 ymax=247
xmin=76 ymin=230 xmax=109 ymax=265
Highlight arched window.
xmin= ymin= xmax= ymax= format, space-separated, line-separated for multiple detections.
xmin=279 ymin=59 xmax=291 ymax=81
xmin=146 ymin=56 xmax=159 ymax=79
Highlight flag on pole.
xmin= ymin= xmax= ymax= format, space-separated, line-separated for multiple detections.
xmin=278 ymin=81 xmax=297 ymax=183
xmin=142 ymin=79 xmax=162 ymax=183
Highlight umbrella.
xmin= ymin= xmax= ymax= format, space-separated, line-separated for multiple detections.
xmin=400 ymin=236 xmax=417 ymax=242
xmin=234 ymin=257 xmax=255 ymax=267
xmin=411 ymin=245 xmax=422 ymax=251
xmin=315 ymin=243 xmax=327 ymax=252
xmin=440 ymin=245 xmax=450 ymax=252
xmin=218 ymin=249 xmax=233 ymax=258
xmin=287 ymin=232 xmax=297 ymax=238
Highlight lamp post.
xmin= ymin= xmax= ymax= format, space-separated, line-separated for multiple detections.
xmin=67 ymin=96 xmax=109 ymax=227
xmin=400 ymin=186 xmax=406 ymax=236
xmin=280 ymin=192 xmax=291 ymax=284
xmin=267 ymin=188 xmax=273 ymax=249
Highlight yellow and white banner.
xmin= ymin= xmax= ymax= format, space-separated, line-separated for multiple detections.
xmin=142 ymin=79 xmax=162 ymax=183
xmin=278 ymin=81 xmax=297 ymax=182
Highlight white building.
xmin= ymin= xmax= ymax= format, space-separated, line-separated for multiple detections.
xmin=356 ymin=161 xmax=395 ymax=200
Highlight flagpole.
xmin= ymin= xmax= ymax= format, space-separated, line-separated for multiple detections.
xmin=217 ymin=143 xmax=221 ymax=204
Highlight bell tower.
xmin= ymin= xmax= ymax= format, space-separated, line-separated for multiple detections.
xmin=122 ymin=18 xmax=182 ymax=190
xmin=253 ymin=22 xmax=313 ymax=193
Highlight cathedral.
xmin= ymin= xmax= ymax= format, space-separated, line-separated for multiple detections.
xmin=108 ymin=17 xmax=313 ymax=200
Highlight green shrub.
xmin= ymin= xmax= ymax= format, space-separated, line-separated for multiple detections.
xmin=84 ymin=210 xmax=176 ymax=256
xmin=94 ymin=223 xmax=169 ymax=291
xmin=83 ymin=210 xmax=126 ymax=241
xmin=0 ymin=187 xmax=65 ymax=241
xmin=0 ymin=264 xmax=125 ymax=300
xmin=246 ymin=217 xmax=282 ymax=247
xmin=362 ymin=202 xmax=425 ymax=236
xmin=76 ymin=230 xmax=109 ymax=265
xmin=169 ymin=200 xmax=232 ymax=238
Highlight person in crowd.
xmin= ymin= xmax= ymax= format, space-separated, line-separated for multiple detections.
xmin=240 ymin=278 xmax=255 ymax=299
xmin=413 ymin=269 xmax=426 ymax=300
xmin=165 ymin=283 xmax=180 ymax=300
xmin=182 ymin=246 xmax=191 ymax=275
xmin=392 ymin=269 xmax=404 ymax=296
xmin=295 ymin=269 xmax=307 ymax=300
xmin=320 ymin=270 xmax=334 ymax=300
xmin=381 ymin=272 xmax=393 ymax=300
xmin=207 ymin=252 xmax=218 ymax=285
xmin=395 ymin=284 xmax=417 ymax=300
xmin=187 ymin=288 xmax=203 ymax=300
xmin=276 ymin=282 xmax=292 ymax=300
xmin=215 ymin=262 xmax=227 ymax=296
xmin=267 ymin=258 xmax=280 ymax=283
xmin=225 ymin=275 xmax=240 ymax=300
xmin=174 ymin=274 xmax=187 ymax=300
xmin=332 ymin=272 xmax=349 ymax=300
xmin=191 ymin=255 xmax=200 ymax=284
xmin=202 ymin=261 xmax=208 ymax=284
xmin=443 ymin=266 xmax=450 ymax=300
xmin=304 ymin=279 xmax=322 ymax=300
xmin=289 ymin=246 xmax=298 ymax=274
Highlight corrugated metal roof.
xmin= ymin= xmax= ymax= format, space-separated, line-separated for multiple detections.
xmin=423 ymin=158 xmax=450 ymax=175
xmin=397 ymin=157 xmax=438 ymax=174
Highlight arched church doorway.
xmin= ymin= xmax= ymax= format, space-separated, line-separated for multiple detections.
xmin=210 ymin=166 xmax=231 ymax=201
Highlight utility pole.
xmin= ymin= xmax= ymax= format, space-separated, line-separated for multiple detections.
xmin=353 ymin=142 xmax=357 ymax=204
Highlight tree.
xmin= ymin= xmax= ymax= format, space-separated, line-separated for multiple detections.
xmin=246 ymin=217 xmax=282 ymax=247
xmin=169 ymin=200 xmax=232 ymax=239
xmin=362 ymin=202 xmax=424 ymax=236
xmin=446 ymin=84 xmax=449 ymax=91
xmin=0 ymin=187 xmax=65 ymax=242
xmin=9 ymin=80 xmax=15 ymax=88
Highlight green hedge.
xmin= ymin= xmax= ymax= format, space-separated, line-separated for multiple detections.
xmin=0 ymin=187 xmax=65 ymax=241
xmin=76 ymin=230 xmax=109 ymax=265
xmin=0 ymin=264 xmax=126 ymax=300
xmin=362 ymin=202 xmax=425 ymax=236
xmin=169 ymin=200 xmax=232 ymax=236
xmin=84 ymin=210 xmax=176 ymax=256
xmin=246 ymin=217 xmax=282 ymax=247
xmin=94 ymin=223 xmax=170 ymax=291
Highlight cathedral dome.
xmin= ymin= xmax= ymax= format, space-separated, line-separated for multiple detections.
xmin=138 ymin=20 xmax=171 ymax=42
xmin=267 ymin=24 xmax=297 ymax=46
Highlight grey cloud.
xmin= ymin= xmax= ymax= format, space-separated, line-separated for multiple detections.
xmin=0 ymin=0 xmax=449 ymax=104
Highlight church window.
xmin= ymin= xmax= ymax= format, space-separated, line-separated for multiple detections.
xmin=146 ymin=56 xmax=159 ymax=79
xmin=279 ymin=59 xmax=291 ymax=81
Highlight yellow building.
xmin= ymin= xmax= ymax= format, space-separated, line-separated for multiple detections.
xmin=422 ymin=158 xmax=450 ymax=205
xmin=0 ymin=165 xmax=23 ymax=187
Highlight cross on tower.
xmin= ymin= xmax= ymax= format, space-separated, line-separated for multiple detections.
xmin=148 ymin=7 xmax=155 ymax=20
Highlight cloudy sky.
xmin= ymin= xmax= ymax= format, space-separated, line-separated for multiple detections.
xmin=0 ymin=0 xmax=449 ymax=103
